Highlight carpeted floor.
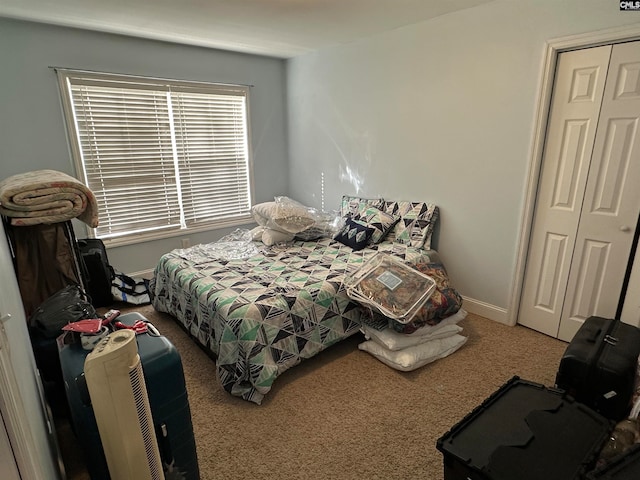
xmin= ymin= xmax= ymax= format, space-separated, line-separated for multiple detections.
xmin=61 ymin=303 xmax=568 ymax=480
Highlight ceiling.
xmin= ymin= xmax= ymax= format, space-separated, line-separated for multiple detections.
xmin=0 ymin=0 xmax=495 ymax=58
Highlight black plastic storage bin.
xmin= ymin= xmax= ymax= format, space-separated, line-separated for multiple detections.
xmin=436 ymin=376 xmax=613 ymax=480
xmin=587 ymin=443 xmax=640 ymax=479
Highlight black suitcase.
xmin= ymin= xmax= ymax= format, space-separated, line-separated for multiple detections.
xmin=555 ymin=316 xmax=640 ymax=421
xmin=77 ymin=238 xmax=114 ymax=307
xmin=59 ymin=312 xmax=199 ymax=480
xmin=436 ymin=376 xmax=612 ymax=480
xmin=587 ymin=443 xmax=640 ymax=479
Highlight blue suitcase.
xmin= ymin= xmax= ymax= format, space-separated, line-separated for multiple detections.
xmin=59 ymin=312 xmax=199 ymax=480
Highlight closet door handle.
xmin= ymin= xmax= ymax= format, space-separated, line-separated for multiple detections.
xmin=620 ymin=225 xmax=632 ymax=233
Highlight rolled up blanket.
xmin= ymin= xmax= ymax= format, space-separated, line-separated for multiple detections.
xmin=0 ymin=169 xmax=99 ymax=227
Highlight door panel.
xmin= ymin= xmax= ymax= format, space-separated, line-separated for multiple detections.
xmin=558 ymin=41 xmax=640 ymax=340
xmin=565 ymin=239 xmax=609 ymax=320
xmin=535 ymin=233 xmax=569 ymax=312
xmin=552 ymin=120 xmax=590 ymax=209
xmin=518 ymin=46 xmax=612 ymax=337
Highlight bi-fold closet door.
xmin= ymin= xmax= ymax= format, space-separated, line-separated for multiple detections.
xmin=519 ymin=41 xmax=640 ymax=342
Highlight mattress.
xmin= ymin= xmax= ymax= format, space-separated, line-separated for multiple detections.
xmin=150 ymin=237 xmax=439 ymax=404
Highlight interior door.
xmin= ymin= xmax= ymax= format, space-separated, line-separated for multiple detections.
xmin=558 ymin=41 xmax=640 ymax=340
xmin=0 ymin=410 xmax=21 ymax=480
xmin=518 ymin=46 xmax=611 ymax=337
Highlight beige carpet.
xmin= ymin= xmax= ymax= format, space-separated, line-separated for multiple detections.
xmin=63 ymin=304 xmax=568 ymax=480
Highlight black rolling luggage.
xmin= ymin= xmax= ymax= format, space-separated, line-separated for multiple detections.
xmin=436 ymin=376 xmax=612 ymax=480
xmin=555 ymin=316 xmax=640 ymax=421
xmin=59 ymin=312 xmax=199 ymax=480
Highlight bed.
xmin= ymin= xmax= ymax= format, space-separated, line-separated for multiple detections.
xmin=150 ymin=196 xmax=463 ymax=404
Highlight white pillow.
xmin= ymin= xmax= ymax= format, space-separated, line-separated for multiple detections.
xmin=362 ymin=323 xmax=463 ymax=351
xmin=252 ymin=202 xmax=278 ymax=226
xmin=252 ymin=202 xmax=315 ymax=234
xmin=262 ymin=228 xmax=295 ymax=246
xmin=360 ymin=309 xmax=467 ymax=351
xmin=250 ymin=226 xmax=264 ymax=242
xmin=358 ymin=334 xmax=467 ymax=372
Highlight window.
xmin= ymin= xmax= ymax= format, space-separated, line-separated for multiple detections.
xmin=57 ymin=69 xmax=253 ymax=245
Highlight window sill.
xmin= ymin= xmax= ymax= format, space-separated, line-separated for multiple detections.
xmin=99 ymin=215 xmax=254 ymax=248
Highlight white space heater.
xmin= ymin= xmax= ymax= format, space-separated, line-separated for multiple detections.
xmin=84 ymin=329 xmax=165 ymax=480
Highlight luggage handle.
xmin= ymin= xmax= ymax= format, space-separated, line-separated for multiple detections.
xmin=587 ymin=321 xmax=618 ymax=344
xmin=156 ymin=422 xmax=174 ymax=469
xmin=588 ymin=328 xmax=602 ymax=343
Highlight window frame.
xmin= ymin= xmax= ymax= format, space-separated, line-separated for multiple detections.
xmin=56 ymin=69 xmax=255 ymax=247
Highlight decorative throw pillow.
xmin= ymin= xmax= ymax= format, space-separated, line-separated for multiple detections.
xmin=352 ymin=206 xmax=400 ymax=244
xmin=340 ymin=195 xmax=385 ymax=218
xmin=358 ymin=334 xmax=467 ymax=371
xmin=384 ymin=201 xmax=439 ymax=249
xmin=334 ymin=217 xmax=375 ymax=251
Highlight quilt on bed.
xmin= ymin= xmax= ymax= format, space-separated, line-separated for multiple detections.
xmin=150 ymin=237 xmax=441 ymax=404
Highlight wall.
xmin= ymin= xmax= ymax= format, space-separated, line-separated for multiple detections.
xmin=0 ymin=18 xmax=288 ymax=274
xmin=286 ymin=0 xmax=640 ymax=319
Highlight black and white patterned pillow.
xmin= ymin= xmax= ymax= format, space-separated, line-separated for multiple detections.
xmin=334 ymin=217 xmax=375 ymax=251
xmin=352 ymin=206 xmax=400 ymax=244
xmin=340 ymin=195 xmax=385 ymax=218
xmin=384 ymin=201 xmax=439 ymax=249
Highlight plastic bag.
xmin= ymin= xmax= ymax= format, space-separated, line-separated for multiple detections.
xmin=29 ymin=284 xmax=98 ymax=339
xmin=274 ymin=196 xmax=344 ymax=240
xmin=271 ymin=196 xmax=317 ymax=234
xmin=176 ymin=229 xmax=259 ymax=262
xmin=295 ymin=210 xmax=344 ymax=240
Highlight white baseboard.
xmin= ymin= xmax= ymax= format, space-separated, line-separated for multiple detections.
xmin=461 ymin=296 xmax=512 ymax=326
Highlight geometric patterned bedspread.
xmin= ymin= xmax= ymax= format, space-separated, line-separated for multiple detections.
xmin=150 ymin=237 xmax=439 ymax=404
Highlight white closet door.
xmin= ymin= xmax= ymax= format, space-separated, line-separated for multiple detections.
xmin=558 ymin=41 xmax=640 ymax=341
xmin=518 ymin=46 xmax=611 ymax=337
xmin=0 ymin=410 xmax=21 ymax=480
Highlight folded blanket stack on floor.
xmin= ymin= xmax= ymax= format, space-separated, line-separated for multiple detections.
xmin=0 ymin=170 xmax=98 ymax=227
xmin=353 ymin=256 xmax=468 ymax=371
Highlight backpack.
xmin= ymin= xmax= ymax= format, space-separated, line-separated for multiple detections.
xmin=77 ymin=238 xmax=115 ymax=307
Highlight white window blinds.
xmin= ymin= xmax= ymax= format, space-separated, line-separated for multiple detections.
xmin=57 ymin=70 xmax=252 ymax=243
